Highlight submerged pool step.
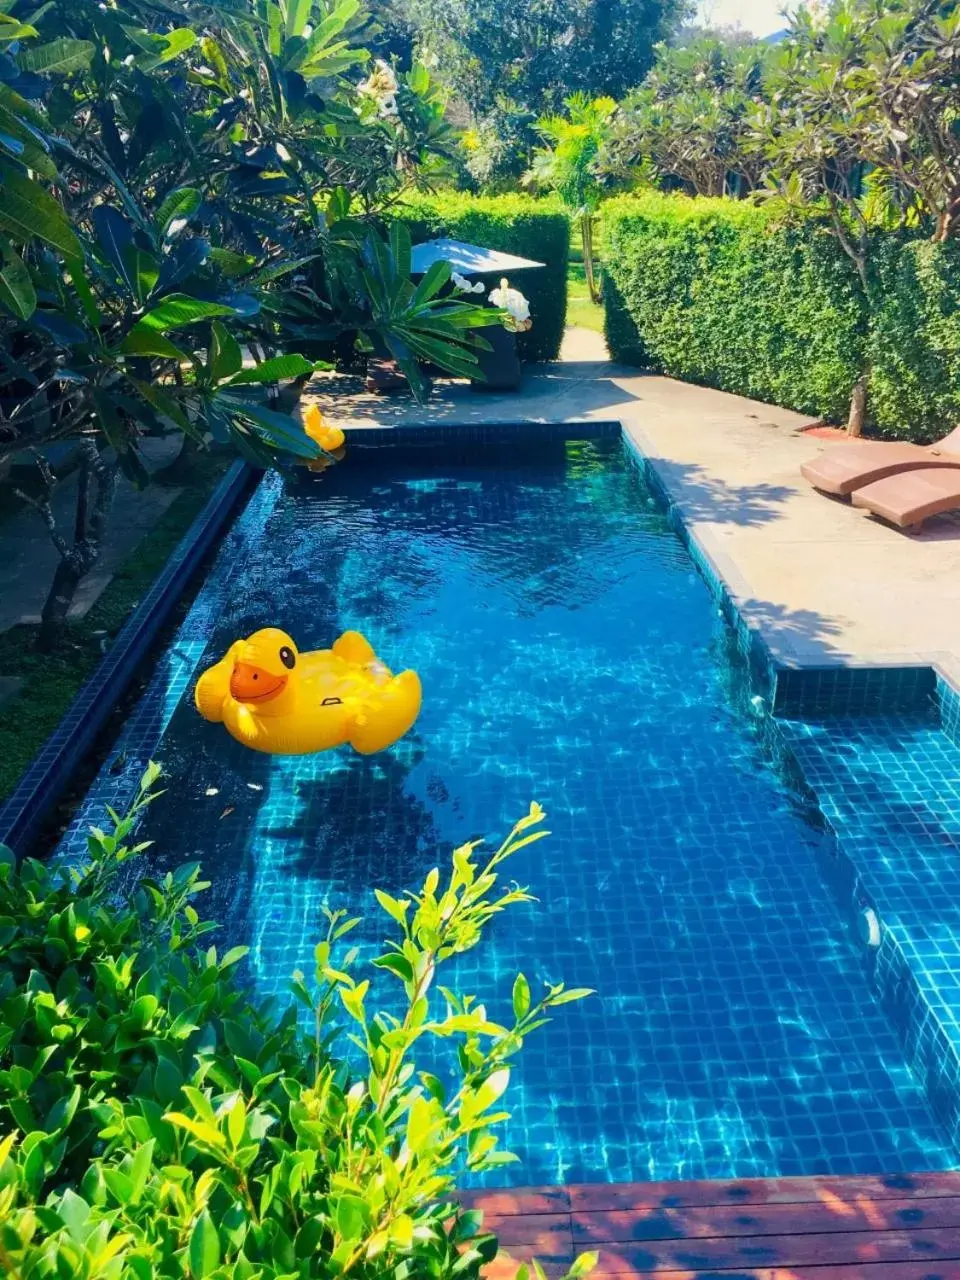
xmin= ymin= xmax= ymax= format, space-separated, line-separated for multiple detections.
xmin=778 ymin=712 xmax=960 ymax=1157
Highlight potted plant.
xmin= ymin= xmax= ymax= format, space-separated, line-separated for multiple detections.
xmin=453 ymin=274 xmax=533 ymax=391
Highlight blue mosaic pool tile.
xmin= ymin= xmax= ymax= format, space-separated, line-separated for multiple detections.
xmin=55 ymin=470 xmax=284 ymax=867
xmin=774 ymin=667 xmax=938 ymax=719
xmin=938 ymin=673 xmax=960 ymax=748
xmin=776 ymin=712 xmax=960 ymax=1152
xmin=60 ymin=427 xmax=957 ymax=1187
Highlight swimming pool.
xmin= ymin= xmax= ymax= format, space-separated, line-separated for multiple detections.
xmin=69 ymin=427 xmax=957 ymax=1185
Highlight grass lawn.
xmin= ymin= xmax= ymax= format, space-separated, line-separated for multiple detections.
xmin=567 ymin=261 xmax=605 ymax=334
xmin=0 ymin=448 xmax=231 ymax=804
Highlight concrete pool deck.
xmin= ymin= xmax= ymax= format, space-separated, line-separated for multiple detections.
xmin=303 ymin=330 xmax=960 ymax=691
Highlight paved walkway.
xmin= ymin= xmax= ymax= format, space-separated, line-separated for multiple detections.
xmin=303 ymin=330 xmax=960 ymax=689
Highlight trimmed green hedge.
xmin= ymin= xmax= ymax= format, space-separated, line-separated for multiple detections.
xmin=400 ymin=193 xmax=570 ymax=363
xmin=603 ymin=193 xmax=960 ymax=440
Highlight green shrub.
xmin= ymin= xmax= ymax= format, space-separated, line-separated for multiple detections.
xmin=868 ymin=237 xmax=960 ymax=440
xmin=401 ymin=194 xmax=570 ymax=363
xmin=0 ymin=770 xmax=593 ymax=1280
xmin=603 ymin=193 xmax=960 ymax=440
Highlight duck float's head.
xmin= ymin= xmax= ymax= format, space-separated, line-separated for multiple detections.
xmin=227 ymin=627 xmax=301 ymax=717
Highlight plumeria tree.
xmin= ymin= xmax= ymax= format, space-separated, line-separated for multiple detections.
xmin=611 ymin=38 xmax=771 ymax=198
xmin=0 ymin=0 xmax=495 ymax=648
xmin=748 ymin=0 xmax=960 ymax=433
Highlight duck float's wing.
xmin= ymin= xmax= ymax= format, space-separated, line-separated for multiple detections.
xmin=349 ymin=670 xmax=422 ymax=754
xmin=229 ymin=702 xmax=261 ymax=744
xmin=194 ymin=641 xmax=242 ymax=722
xmin=332 ymin=630 xmax=378 ymax=667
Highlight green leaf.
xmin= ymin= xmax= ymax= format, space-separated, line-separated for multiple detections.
xmin=218 ymin=396 xmax=319 ymax=459
xmin=0 ymin=241 xmax=35 ymax=319
xmin=374 ymin=889 xmax=410 ymax=925
xmin=390 ymin=220 xmax=412 ymax=280
xmin=0 ymin=168 xmax=79 ymax=258
xmin=91 ymin=205 xmax=135 ymax=294
xmin=189 ymin=1209 xmax=220 ymax=1278
xmin=0 ymin=20 xmax=38 ymax=44
xmin=372 ymin=952 xmax=414 ymax=982
xmin=156 ymin=187 xmax=202 ymax=237
xmin=136 ymin=28 xmax=195 ymax=71
xmin=0 ymin=94 xmax=57 ymax=178
xmin=139 ymin=294 xmax=235 ymax=332
xmin=18 ymin=38 xmax=95 ymax=74
xmin=410 ymin=259 xmax=451 ymax=308
xmin=209 ymin=319 xmax=242 ymax=380
xmin=512 ymin=972 xmax=530 ymax=1020
xmin=569 ymin=1252 xmax=599 ymax=1276
xmin=284 ymin=0 xmax=312 ymax=39
xmin=224 ymin=354 xmax=316 ymax=385
xmin=549 ymin=987 xmax=594 ymax=1006
xmin=474 ymin=1067 xmax=510 ymax=1112
xmin=118 ymin=325 xmax=189 ymax=361
xmin=336 ymin=1195 xmax=366 ymax=1241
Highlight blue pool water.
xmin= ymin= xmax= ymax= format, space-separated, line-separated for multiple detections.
xmin=134 ymin=431 xmax=954 ymax=1184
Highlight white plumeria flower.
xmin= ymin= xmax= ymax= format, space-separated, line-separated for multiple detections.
xmin=489 ymin=277 xmax=533 ymax=330
xmin=452 ymin=272 xmax=485 ymax=294
xmin=359 ymin=59 xmax=400 ymax=117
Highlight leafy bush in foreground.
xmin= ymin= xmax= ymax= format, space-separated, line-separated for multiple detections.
xmin=0 ymin=769 xmax=593 ymax=1280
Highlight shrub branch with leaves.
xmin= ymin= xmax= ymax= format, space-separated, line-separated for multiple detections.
xmin=0 ymin=769 xmax=594 ymax=1280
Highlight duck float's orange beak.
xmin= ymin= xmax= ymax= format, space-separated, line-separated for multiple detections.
xmin=230 ymin=663 xmax=288 ymax=703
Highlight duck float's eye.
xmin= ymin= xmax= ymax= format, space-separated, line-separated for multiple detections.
xmin=321 ymin=696 xmax=343 ymax=707
xmin=279 ymin=646 xmax=296 ymax=669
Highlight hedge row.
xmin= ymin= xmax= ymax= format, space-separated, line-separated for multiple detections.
xmin=603 ymin=193 xmax=960 ymax=440
xmin=400 ymin=193 xmax=570 ymax=363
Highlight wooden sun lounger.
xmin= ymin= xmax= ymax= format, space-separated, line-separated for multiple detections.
xmin=851 ymin=467 xmax=960 ymax=530
xmin=801 ymin=425 xmax=960 ymax=496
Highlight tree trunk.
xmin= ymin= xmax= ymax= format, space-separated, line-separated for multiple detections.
xmin=157 ymin=430 xmax=201 ymax=483
xmin=581 ymin=213 xmax=602 ymax=305
xmin=36 ymin=441 xmax=120 ymax=652
xmin=846 ymin=374 xmax=868 ymax=438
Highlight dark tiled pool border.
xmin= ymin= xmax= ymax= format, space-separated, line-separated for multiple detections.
xmin=0 ymin=460 xmax=256 ymax=854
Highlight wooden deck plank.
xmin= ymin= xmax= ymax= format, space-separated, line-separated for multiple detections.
xmin=461 ymin=1186 xmax=572 ymax=1215
xmin=477 ymin=1174 xmax=960 ymax=1278
xmin=483 ymin=1213 xmax=573 ymax=1249
xmin=486 ymin=1259 xmax=960 ymax=1280
xmin=604 ymin=1266 xmax=960 ymax=1280
xmin=566 ymin=1172 xmax=960 ymax=1214
xmin=587 ymin=1225 xmax=960 ymax=1272
xmin=571 ymin=1196 xmax=960 ymax=1243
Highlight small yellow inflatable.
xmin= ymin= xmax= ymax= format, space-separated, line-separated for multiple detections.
xmin=194 ymin=627 xmax=421 ymax=755
xmin=303 ymin=404 xmax=345 ymax=472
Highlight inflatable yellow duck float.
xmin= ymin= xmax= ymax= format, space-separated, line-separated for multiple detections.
xmin=194 ymin=627 xmax=421 ymax=755
xmin=303 ymin=404 xmax=345 ymax=472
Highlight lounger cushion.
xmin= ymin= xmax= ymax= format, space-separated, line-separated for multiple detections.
xmin=851 ymin=467 xmax=960 ymax=528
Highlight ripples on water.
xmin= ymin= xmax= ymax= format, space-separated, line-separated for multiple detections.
xmin=140 ymin=434 xmax=954 ymax=1184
